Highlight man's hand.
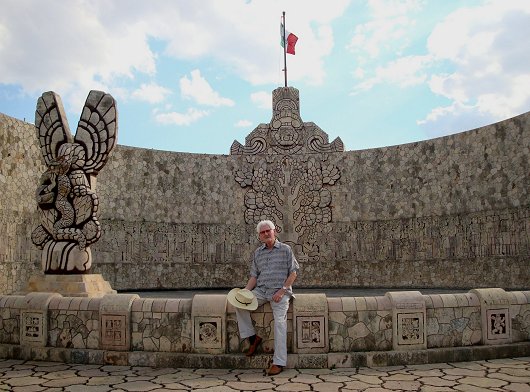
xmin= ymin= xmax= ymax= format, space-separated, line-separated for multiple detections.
xmin=272 ymin=288 xmax=285 ymax=302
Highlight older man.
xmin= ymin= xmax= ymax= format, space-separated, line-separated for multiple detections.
xmin=235 ymin=220 xmax=299 ymax=376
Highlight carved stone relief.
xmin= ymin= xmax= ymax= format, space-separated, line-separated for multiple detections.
xmin=231 ymin=87 xmax=343 ymax=261
xmin=101 ymin=314 xmax=127 ymax=349
xmin=397 ymin=313 xmax=423 ymax=345
xmin=194 ymin=317 xmax=223 ymax=350
xmin=31 ymin=91 xmax=117 ymax=273
xmin=297 ymin=316 xmax=326 ymax=348
xmin=487 ymin=309 xmax=509 ymax=340
xmin=21 ymin=311 xmax=44 ymax=344
xmin=327 ymin=206 xmax=530 ymax=262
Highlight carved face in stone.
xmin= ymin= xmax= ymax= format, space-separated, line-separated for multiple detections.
xmin=271 ymin=126 xmax=299 ymax=148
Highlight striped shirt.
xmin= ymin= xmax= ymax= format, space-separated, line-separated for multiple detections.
xmin=250 ymin=240 xmax=299 ymax=300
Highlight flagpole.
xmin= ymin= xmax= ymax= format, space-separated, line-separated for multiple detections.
xmin=282 ymin=11 xmax=287 ymax=87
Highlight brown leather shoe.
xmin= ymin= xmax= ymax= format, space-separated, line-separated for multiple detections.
xmin=245 ymin=335 xmax=262 ymax=357
xmin=266 ymin=364 xmax=283 ymax=375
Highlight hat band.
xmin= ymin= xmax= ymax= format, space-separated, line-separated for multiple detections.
xmin=236 ymin=297 xmax=252 ymax=305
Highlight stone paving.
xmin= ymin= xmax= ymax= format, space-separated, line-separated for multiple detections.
xmin=0 ymin=357 xmax=529 ymax=391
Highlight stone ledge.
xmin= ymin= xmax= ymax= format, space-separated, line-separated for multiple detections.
xmin=1 ymin=342 xmax=528 ymax=369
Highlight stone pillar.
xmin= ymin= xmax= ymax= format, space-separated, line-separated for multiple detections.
xmin=470 ymin=288 xmax=512 ymax=345
xmin=386 ymin=291 xmax=427 ymax=351
xmin=191 ymin=294 xmax=227 ymax=354
xmin=20 ymin=292 xmax=62 ymax=347
xmin=99 ymin=294 xmax=138 ymax=351
xmin=292 ymin=294 xmax=328 ymax=354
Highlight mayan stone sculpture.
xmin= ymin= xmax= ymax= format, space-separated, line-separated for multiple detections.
xmin=31 ymin=91 xmax=117 ymax=273
xmin=231 ymin=87 xmax=343 ymax=262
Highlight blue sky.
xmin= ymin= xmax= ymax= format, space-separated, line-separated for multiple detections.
xmin=1 ymin=0 xmax=529 ymax=154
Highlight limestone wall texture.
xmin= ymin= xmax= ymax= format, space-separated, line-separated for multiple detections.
xmin=1 ymin=87 xmax=529 ymax=294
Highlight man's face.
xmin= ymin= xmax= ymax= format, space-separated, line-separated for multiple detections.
xmin=259 ymin=224 xmax=276 ymax=244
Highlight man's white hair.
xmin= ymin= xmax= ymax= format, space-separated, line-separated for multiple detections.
xmin=256 ymin=220 xmax=275 ymax=233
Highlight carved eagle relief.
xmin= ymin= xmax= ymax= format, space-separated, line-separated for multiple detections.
xmin=31 ymin=90 xmax=117 ymax=273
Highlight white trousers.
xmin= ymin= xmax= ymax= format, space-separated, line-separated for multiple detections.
xmin=235 ymin=293 xmax=290 ymax=366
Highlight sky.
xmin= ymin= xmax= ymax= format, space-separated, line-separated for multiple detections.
xmin=1 ymin=0 xmax=530 ymax=154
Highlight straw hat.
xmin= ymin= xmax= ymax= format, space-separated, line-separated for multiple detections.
xmin=227 ymin=288 xmax=258 ymax=310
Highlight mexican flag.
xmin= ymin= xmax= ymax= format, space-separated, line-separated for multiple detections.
xmin=281 ymin=23 xmax=298 ymax=55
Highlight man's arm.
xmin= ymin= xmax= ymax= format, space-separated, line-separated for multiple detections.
xmin=283 ymin=271 xmax=297 ymax=288
xmin=244 ymin=276 xmax=257 ymax=291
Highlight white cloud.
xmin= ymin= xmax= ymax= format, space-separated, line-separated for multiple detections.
xmin=416 ymin=101 xmax=496 ymax=137
xmin=0 ymin=0 xmax=352 ymax=110
xmin=419 ymin=0 xmax=530 ymax=135
xmin=251 ymin=91 xmax=272 ymax=110
xmin=154 ymin=108 xmax=209 ymax=126
xmin=157 ymin=0 xmax=351 ymax=85
xmin=347 ymin=0 xmax=530 ymax=137
xmin=132 ymin=83 xmax=172 ymax=104
xmin=235 ymin=120 xmax=252 ymax=128
xmin=179 ymin=69 xmax=234 ymax=107
xmin=0 ymin=1 xmax=156 ymax=107
xmin=348 ymin=0 xmax=424 ymax=60
xmin=352 ymin=55 xmax=432 ymax=94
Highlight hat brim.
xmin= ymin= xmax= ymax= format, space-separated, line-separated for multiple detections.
xmin=227 ymin=288 xmax=258 ymax=310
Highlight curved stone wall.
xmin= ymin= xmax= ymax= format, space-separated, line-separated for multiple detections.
xmin=1 ymin=93 xmax=529 ymax=294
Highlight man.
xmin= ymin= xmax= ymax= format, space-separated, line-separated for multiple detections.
xmin=235 ymin=220 xmax=299 ymax=376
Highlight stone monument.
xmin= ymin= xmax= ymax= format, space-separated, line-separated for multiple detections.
xmin=26 ymin=90 xmax=117 ymax=296
xmin=231 ymin=86 xmax=344 ymax=262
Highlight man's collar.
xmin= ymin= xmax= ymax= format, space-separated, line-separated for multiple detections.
xmin=260 ymin=239 xmax=279 ymax=250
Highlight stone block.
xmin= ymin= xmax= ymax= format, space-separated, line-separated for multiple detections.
xmin=191 ymin=294 xmax=227 ymax=354
xmin=365 ymin=296 xmax=378 ymax=310
xmin=386 ymin=291 xmax=427 ymax=351
xmin=427 ymin=347 xmax=454 ymax=364
xmin=99 ymin=294 xmax=138 ymax=351
xmin=327 ymin=297 xmax=342 ymax=311
xmin=293 ymin=294 xmax=328 ymax=354
xmin=328 ymin=353 xmax=352 ymax=368
xmin=440 ymin=294 xmax=458 ymax=308
xmin=351 ymin=352 xmax=368 ymax=368
xmin=342 ymin=297 xmax=356 ymax=311
xmin=376 ymin=296 xmax=391 ymax=310
xmin=452 ymin=346 xmax=473 ymax=362
xmin=391 ymin=350 xmax=428 ymax=366
xmin=297 ymin=353 xmax=328 ymax=368
xmin=71 ymin=349 xmax=89 ymax=364
xmin=88 ymin=350 xmax=104 ymax=364
xmin=20 ymin=292 xmax=62 ymax=348
xmin=103 ymin=350 xmax=129 ymax=366
xmin=128 ymin=351 xmax=157 ymax=367
xmin=367 ymin=351 xmax=389 ymax=367
xmin=470 ymin=288 xmax=511 ymax=345
xmin=24 ymin=274 xmax=116 ymax=297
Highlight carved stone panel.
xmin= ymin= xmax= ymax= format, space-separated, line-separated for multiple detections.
xmin=194 ymin=317 xmax=223 ymax=350
xmin=397 ymin=312 xmax=424 ymax=345
xmin=235 ymin=156 xmax=340 ymax=261
xmin=231 ymin=87 xmax=343 ymax=263
xmin=297 ymin=316 xmax=326 ymax=349
xmin=101 ymin=314 xmax=127 ymax=349
xmin=386 ymin=291 xmax=427 ymax=351
xmin=20 ymin=311 xmax=45 ymax=346
xmin=191 ymin=294 xmax=227 ymax=354
xmin=99 ymin=294 xmax=137 ymax=351
xmin=486 ymin=309 xmax=509 ymax=340
xmin=471 ymin=288 xmax=512 ymax=345
xmin=293 ymin=294 xmax=328 ymax=353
